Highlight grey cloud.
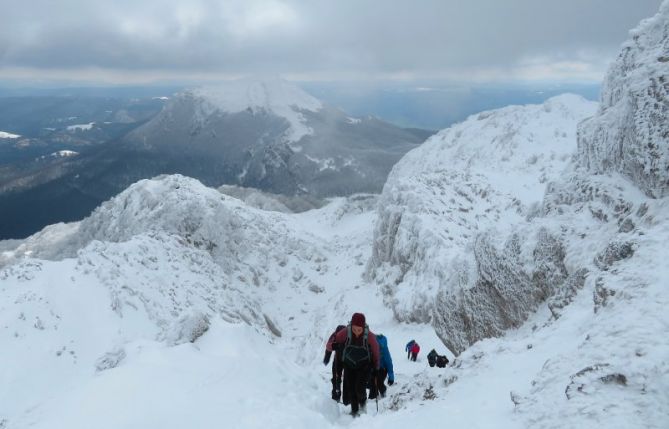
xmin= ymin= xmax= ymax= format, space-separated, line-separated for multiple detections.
xmin=0 ymin=0 xmax=664 ymax=80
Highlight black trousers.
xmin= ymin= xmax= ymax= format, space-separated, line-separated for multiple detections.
xmin=343 ymin=366 xmax=370 ymax=413
xmin=331 ymin=358 xmax=343 ymax=390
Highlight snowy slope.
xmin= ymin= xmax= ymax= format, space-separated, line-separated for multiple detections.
xmin=0 ymin=175 xmax=383 ymax=428
xmin=3 ymin=171 xmax=666 ymax=429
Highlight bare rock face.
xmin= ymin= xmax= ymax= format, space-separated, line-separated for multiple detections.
xmin=577 ymin=2 xmax=669 ymax=198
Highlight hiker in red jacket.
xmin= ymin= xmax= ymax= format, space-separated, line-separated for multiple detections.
xmin=410 ymin=342 xmax=420 ymax=362
xmin=324 ymin=324 xmax=346 ymax=401
xmin=334 ymin=312 xmax=380 ymax=416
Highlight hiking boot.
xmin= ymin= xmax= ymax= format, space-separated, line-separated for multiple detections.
xmin=332 ymin=388 xmax=341 ymax=401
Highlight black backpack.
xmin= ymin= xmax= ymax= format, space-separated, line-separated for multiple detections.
xmin=342 ymin=324 xmax=371 ymax=370
xmin=436 ymin=355 xmax=449 ymax=368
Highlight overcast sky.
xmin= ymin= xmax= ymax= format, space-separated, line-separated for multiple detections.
xmin=0 ymin=0 xmax=663 ymax=85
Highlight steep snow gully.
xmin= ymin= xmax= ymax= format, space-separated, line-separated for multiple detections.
xmin=2 ymin=3 xmax=669 ymax=428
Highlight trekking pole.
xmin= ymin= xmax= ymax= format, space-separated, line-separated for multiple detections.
xmin=375 ymin=373 xmax=379 ymax=412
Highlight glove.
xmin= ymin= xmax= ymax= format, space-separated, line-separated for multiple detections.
xmin=332 ymin=387 xmax=341 ymax=401
xmin=388 ymin=379 xmax=394 ymax=386
xmin=323 ymin=351 xmax=331 ymax=365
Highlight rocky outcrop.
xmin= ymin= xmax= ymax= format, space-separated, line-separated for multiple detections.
xmin=431 ymin=227 xmax=568 ymax=354
xmin=366 ymin=95 xmax=597 ymax=354
xmin=578 ymin=2 xmax=669 ymax=197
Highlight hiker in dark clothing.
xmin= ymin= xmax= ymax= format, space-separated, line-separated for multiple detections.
xmin=405 ymin=340 xmax=416 ymax=360
xmin=436 ymin=354 xmax=450 ymax=368
xmin=427 ymin=349 xmax=438 ymax=367
xmin=334 ymin=312 xmax=381 ymax=416
xmin=368 ymin=334 xmax=394 ymax=399
xmin=324 ymin=324 xmax=347 ymax=401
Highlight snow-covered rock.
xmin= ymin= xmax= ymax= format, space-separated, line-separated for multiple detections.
xmin=366 ymin=94 xmax=597 ymax=353
xmin=578 ymin=1 xmax=669 ymax=197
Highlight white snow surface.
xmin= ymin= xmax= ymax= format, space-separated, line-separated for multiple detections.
xmin=53 ymin=150 xmax=78 ymax=157
xmin=67 ymin=123 xmax=95 ymax=131
xmin=188 ymin=78 xmax=322 ymax=143
xmin=0 ymin=131 xmax=21 ymax=139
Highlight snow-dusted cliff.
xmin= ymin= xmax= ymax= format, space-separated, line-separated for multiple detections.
xmin=578 ymin=2 xmax=669 ymax=197
xmin=366 ymin=94 xmax=597 ymax=352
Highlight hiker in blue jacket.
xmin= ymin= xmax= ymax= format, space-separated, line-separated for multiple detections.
xmin=405 ymin=339 xmax=415 ymax=360
xmin=369 ymin=334 xmax=395 ymax=399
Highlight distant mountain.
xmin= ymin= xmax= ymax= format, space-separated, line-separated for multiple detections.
xmin=0 ymin=79 xmax=431 ymax=239
xmin=123 ymin=78 xmax=430 ymax=196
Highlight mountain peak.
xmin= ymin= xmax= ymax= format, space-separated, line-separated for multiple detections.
xmin=186 ymin=78 xmax=323 ymax=142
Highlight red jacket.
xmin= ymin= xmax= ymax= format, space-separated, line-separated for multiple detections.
xmin=325 ymin=326 xmax=346 ymax=353
xmin=411 ymin=343 xmax=420 ymax=354
xmin=333 ymin=325 xmax=381 ymax=369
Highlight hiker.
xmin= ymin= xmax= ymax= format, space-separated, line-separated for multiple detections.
xmin=410 ymin=342 xmax=420 ymax=362
xmin=333 ymin=312 xmax=381 ymax=416
xmin=368 ymin=334 xmax=394 ymax=399
xmin=427 ymin=349 xmax=438 ymax=367
xmin=324 ymin=324 xmax=347 ymax=401
xmin=436 ymin=354 xmax=450 ymax=368
xmin=405 ymin=340 xmax=416 ymax=360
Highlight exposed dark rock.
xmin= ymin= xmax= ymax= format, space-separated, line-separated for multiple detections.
xmin=618 ymin=217 xmax=635 ymax=233
xmin=594 ymin=241 xmax=635 ymax=271
xmin=593 ymin=278 xmax=617 ymax=313
xmin=548 ymin=268 xmax=589 ymax=319
xmin=433 ymin=229 xmax=569 ymax=355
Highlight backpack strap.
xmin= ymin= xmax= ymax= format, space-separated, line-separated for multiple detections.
xmin=363 ymin=324 xmax=369 ymax=348
xmin=345 ymin=324 xmax=370 ymax=347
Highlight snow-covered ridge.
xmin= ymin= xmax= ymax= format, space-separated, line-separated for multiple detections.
xmin=187 ymin=78 xmax=323 ymax=142
xmin=391 ymin=93 xmax=596 ymax=205
xmin=0 ymin=173 xmax=380 ymax=427
xmin=578 ymin=0 xmax=669 ymax=197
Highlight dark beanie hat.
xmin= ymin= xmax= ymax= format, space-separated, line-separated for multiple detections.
xmin=351 ymin=312 xmax=366 ymax=326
